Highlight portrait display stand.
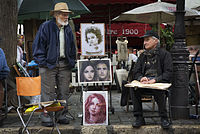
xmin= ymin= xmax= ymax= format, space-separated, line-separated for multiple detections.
xmin=79 ymin=22 xmax=115 ymax=125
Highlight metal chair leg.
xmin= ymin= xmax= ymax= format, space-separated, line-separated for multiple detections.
xmin=22 ymin=108 xmax=40 ymax=133
xmin=66 ymin=111 xmax=75 ymax=120
xmin=17 ymin=107 xmax=30 ymax=134
xmin=50 ymin=112 xmax=61 ymax=134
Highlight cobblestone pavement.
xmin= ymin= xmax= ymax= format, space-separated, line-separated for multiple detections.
xmin=1 ymin=89 xmax=200 ymax=132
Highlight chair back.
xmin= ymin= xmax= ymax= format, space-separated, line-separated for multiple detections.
xmin=16 ymin=76 xmax=41 ymax=96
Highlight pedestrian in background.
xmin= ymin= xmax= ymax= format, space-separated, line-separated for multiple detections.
xmin=0 ymin=37 xmax=10 ymax=126
xmin=17 ymin=35 xmax=26 ymax=66
xmin=128 ymin=49 xmax=138 ymax=70
xmin=32 ymin=2 xmax=76 ymax=127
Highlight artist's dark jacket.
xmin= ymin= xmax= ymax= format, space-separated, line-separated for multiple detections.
xmin=0 ymin=48 xmax=10 ymax=80
xmin=32 ymin=18 xmax=76 ymax=69
xmin=130 ymin=48 xmax=173 ymax=83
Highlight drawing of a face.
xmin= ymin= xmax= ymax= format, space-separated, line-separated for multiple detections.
xmin=83 ymin=65 xmax=95 ymax=81
xmin=89 ymin=97 xmax=101 ymax=116
xmin=86 ymin=33 xmax=98 ymax=46
xmin=84 ymin=93 xmax=107 ymax=124
xmin=97 ymin=63 xmax=108 ymax=80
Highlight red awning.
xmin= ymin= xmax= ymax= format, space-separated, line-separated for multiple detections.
xmin=81 ymin=0 xmax=176 ymax=6
xmin=106 ymin=23 xmax=152 ymax=37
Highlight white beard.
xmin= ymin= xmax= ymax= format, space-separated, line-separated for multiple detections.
xmin=57 ymin=18 xmax=68 ymax=26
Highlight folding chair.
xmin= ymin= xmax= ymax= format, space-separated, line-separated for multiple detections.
xmin=16 ymin=76 xmax=65 ymax=134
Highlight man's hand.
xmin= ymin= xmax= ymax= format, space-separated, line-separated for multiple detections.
xmin=147 ymin=79 xmax=156 ymax=84
xmin=140 ymin=77 xmax=149 ymax=83
xmin=140 ymin=77 xmax=156 ymax=84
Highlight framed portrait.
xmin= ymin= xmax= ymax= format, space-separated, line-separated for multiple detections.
xmin=80 ymin=23 xmax=105 ymax=56
xmin=77 ymin=59 xmax=112 ymax=84
xmin=83 ymin=91 xmax=108 ymax=126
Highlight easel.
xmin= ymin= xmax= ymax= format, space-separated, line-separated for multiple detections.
xmin=79 ymin=22 xmax=115 ymax=125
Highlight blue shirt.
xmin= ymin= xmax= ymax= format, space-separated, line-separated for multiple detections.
xmin=0 ymin=48 xmax=10 ymax=79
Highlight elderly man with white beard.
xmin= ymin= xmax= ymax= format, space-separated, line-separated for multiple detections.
xmin=32 ymin=2 xmax=76 ymax=127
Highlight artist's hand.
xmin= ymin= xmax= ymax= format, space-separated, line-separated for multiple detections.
xmin=147 ymin=79 xmax=156 ymax=84
xmin=140 ymin=77 xmax=149 ymax=83
xmin=140 ymin=77 xmax=156 ymax=84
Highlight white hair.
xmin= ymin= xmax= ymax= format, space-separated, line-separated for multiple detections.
xmin=152 ymin=36 xmax=160 ymax=43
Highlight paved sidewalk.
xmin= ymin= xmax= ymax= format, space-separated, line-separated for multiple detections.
xmin=1 ymin=89 xmax=200 ymax=134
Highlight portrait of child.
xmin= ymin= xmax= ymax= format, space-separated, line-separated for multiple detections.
xmin=81 ymin=23 xmax=105 ymax=56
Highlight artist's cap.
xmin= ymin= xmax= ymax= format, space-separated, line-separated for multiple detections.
xmin=141 ymin=30 xmax=159 ymax=39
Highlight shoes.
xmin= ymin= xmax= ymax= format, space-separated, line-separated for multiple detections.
xmin=0 ymin=111 xmax=4 ymax=127
xmin=41 ymin=122 xmax=54 ymax=127
xmin=132 ymin=116 xmax=145 ymax=128
xmin=161 ymin=117 xmax=170 ymax=129
xmin=58 ymin=118 xmax=70 ymax=124
xmin=0 ymin=117 xmax=3 ymax=127
xmin=41 ymin=112 xmax=53 ymax=127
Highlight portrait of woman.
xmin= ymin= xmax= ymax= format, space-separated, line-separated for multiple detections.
xmin=80 ymin=61 xmax=96 ymax=82
xmin=78 ymin=59 xmax=112 ymax=84
xmin=83 ymin=91 xmax=108 ymax=125
xmin=81 ymin=23 xmax=105 ymax=56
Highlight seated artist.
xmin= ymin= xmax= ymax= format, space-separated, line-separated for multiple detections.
xmin=130 ymin=30 xmax=173 ymax=129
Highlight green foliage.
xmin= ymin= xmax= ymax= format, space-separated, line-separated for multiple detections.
xmin=160 ymin=25 xmax=174 ymax=51
xmin=150 ymin=24 xmax=174 ymax=50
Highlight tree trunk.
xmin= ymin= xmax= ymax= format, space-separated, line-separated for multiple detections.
xmin=0 ymin=0 xmax=17 ymax=67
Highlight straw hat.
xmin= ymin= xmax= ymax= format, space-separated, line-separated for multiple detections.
xmin=50 ymin=2 xmax=72 ymax=16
